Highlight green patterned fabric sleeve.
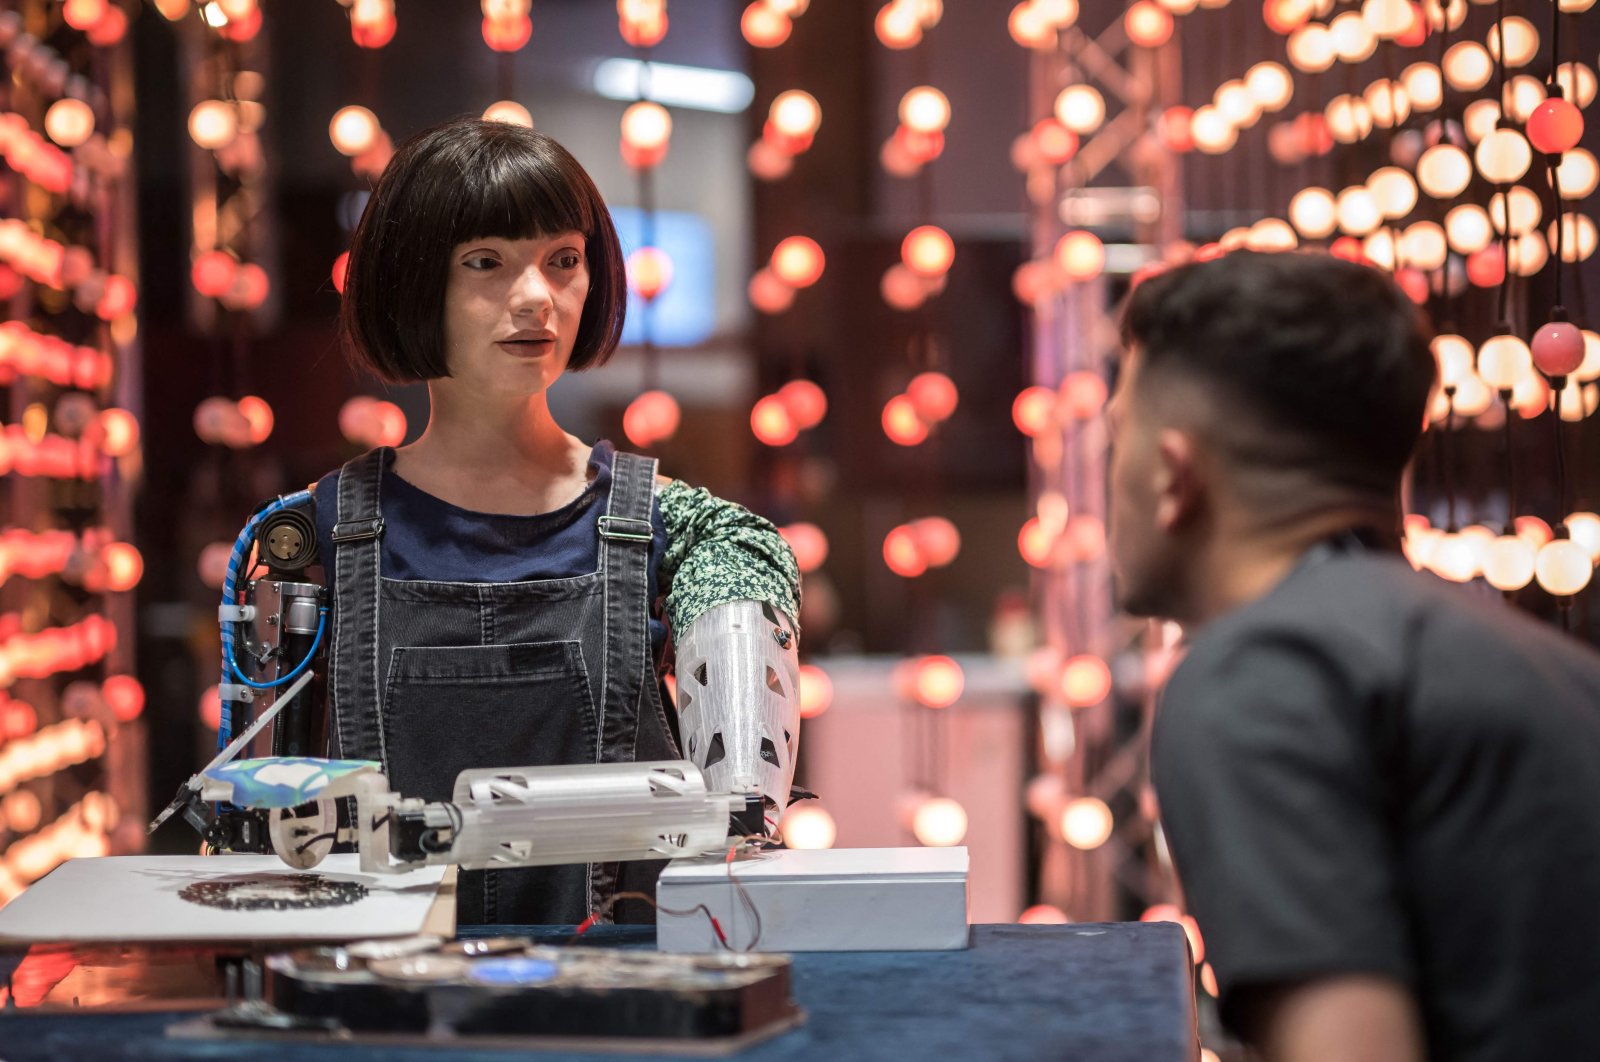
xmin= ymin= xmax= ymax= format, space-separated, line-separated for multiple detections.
xmin=658 ymin=479 xmax=801 ymax=641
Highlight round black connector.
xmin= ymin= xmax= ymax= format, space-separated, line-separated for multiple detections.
xmin=258 ymin=508 xmax=319 ymax=572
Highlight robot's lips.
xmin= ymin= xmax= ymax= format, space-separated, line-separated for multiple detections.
xmin=496 ymin=339 xmax=554 ymax=357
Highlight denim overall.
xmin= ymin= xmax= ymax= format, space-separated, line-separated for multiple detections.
xmin=324 ymin=447 xmax=681 ymax=925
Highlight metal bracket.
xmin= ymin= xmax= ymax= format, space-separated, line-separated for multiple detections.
xmin=218 ymin=604 xmax=256 ymax=623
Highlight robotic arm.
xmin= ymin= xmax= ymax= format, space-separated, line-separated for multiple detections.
xmin=152 ymin=504 xmax=797 ymax=874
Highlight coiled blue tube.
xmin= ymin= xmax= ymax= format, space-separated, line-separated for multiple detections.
xmin=217 ymin=490 xmax=313 ymax=749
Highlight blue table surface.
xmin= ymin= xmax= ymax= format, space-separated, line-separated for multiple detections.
xmin=0 ymin=922 xmax=1197 ymax=1062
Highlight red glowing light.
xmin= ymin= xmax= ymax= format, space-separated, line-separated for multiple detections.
xmin=1063 ymin=514 xmax=1106 ymax=562
xmin=352 ymin=13 xmax=397 ymax=48
xmin=101 ymin=675 xmax=145 ymax=723
xmin=910 ymin=516 xmax=960 ymax=568
xmin=1394 ymin=267 xmax=1430 ymax=305
xmin=192 ymin=251 xmax=237 ymax=298
xmin=882 ymin=394 xmax=929 ymax=446
xmin=779 ymin=522 xmax=829 ymax=573
xmin=372 ymin=401 xmax=407 ymax=447
xmin=200 ymin=686 xmax=222 ymax=731
xmin=483 ymin=14 xmax=533 ymax=51
xmin=101 ymin=543 xmax=143 ymax=593
xmin=1060 ymin=654 xmax=1112 ymax=707
xmin=217 ymin=6 xmax=261 ymax=41
xmin=893 ymin=125 xmax=945 ymax=164
xmin=1125 ymin=1 xmax=1174 ymax=47
xmin=777 ymin=379 xmax=827 ymax=429
xmin=622 ymin=389 xmax=680 ymax=448
xmin=1018 ymin=517 xmax=1057 ymax=568
xmin=748 ymin=268 xmax=796 ymax=314
xmin=332 ymin=251 xmax=349 ymax=294
xmin=1031 ymin=119 xmax=1079 ymax=165
xmin=237 ymin=395 xmax=274 ymax=444
xmin=771 ymin=236 xmax=825 ymax=288
xmin=1058 ymin=372 xmax=1108 ymax=420
xmin=911 ymin=655 xmax=964 ymax=708
xmin=1328 ymin=236 xmax=1365 ymax=262
xmin=883 ymin=525 xmax=927 ymax=578
xmin=626 ymin=246 xmax=674 ymax=301
xmin=798 ymin=664 xmax=833 ymax=718
xmin=901 ymin=225 xmax=955 ymax=278
xmin=96 ymin=276 xmax=137 ymax=320
xmin=227 ymin=263 xmax=270 ymax=311
xmin=1532 ymin=320 xmax=1586 ymax=377
xmin=1012 ymin=386 xmax=1056 ymax=437
xmin=751 ymin=395 xmax=798 ymax=446
xmin=619 ymin=11 xmax=668 ymax=47
xmin=63 ymin=0 xmax=107 ymax=30
xmin=906 ymin=371 xmax=958 ymax=423
xmin=87 ymin=4 xmax=128 ymax=45
xmin=1466 ymin=245 xmax=1505 ymax=287
xmin=741 ymin=2 xmax=791 ymax=47
xmin=1394 ymin=3 xmax=1427 ymax=47
xmin=98 ymin=409 xmax=139 ymax=457
xmin=1159 ymin=107 xmax=1195 ymax=153
xmin=1526 ymin=98 xmax=1584 ymax=156
xmin=1019 ymin=904 xmax=1069 ymax=925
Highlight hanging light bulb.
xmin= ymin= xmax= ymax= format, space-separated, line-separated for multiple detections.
xmin=899 ymin=86 xmax=951 ymax=134
xmin=189 ymin=100 xmax=239 ymax=151
xmin=1532 ymin=320 xmax=1586 ymax=378
xmin=1287 ymin=23 xmax=1337 ymax=73
xmin=1417 ymin=142 xmax=1472 ymax=197
xmin=1555 ymin=149 xmax=1599 ymax=200
xmin=1445 ymin=204 xmax=1493 ymax=253
xmin=770 ymin=90 xmax=822 ymax=139
xmin=1478 ymin=334 xmax=1532 ymax=392
xmin=1443 ymin=41 xmax=1493 ymax=92
xmin=1368 ymin=166 xmax=1418 ymax=218
xmin=1476 ymin=126 xmax=1532 ymax=184
xmin=1535 ymin=538 xmax=1592 ymax=597
xmin=1507 ymin=231 xmax=1549 ymax=276
xmin=1216 ymin=80 xmax=1260 ymax=127
xmin=1053 ymin=230 xmax=1105 ymax=280
xmin=1555 ymin=62 xmax=1598 ymax=110
xmin=1483 ymin=535 xmax=1536 ymax=591
xmin=1054 ymin=85 xmax=1105 ymax=134
xmin=1364 ymin=80 xmax=1411 ymax=129
xmin=1360 ymin=0 xmax=1412 ymax=37
xmin=1432 ymin=334 xmax=1476 ymax=390
xmin=1125 ymin=1 xmax=1174 ymax=47
xmin=1489 ymin=186 xmax=1542 ymax=236
xmin=1527 ymin=98 xmax=1584 ymax=156
xmin=1335 ymin=186 xmax=1382 ymax=236
xmin=1454 ymin=372 xmax=1494 ymax=416
xmin=1190 ymin=106 xmax=1238 ymax=153
xmin=1501 ymin=75 xmax=1546 ymax=124
xmin=1326 ymin=95 xmax=1372 ymax=144
xmin=1485 ymin=16 xmax=1538 ymax=68
xmin=1362 ymin=229 xmax=1397 ymax=269
xmin=1451 ymin=105 xmax=1495 ymax=152
xmin=1290 ymin=186 xmax=1338 ymax=238
xmin=1246 ymin=218 xmax=1299 ymax=251
xmin=1400 ymin=221 xmax=1447 ymax=270
xmin=1329 ymin=11 xmax=1377 ymax=62
xmin=1550 ymin=215 xmax=1599 ymax=263
xmin=1246 ymin=62 xmax=1293 ymax=111
xmin=1400 ymin=63 xmax=1443 ymax=112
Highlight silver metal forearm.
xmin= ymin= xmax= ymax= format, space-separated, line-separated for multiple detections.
xmin=673 ymin=600 xmax=801 ymax=828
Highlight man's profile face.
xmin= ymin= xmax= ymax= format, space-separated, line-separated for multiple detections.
xmin=1106 ymin=347 xmax=1176 ymax=618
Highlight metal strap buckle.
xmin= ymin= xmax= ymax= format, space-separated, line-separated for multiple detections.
xmin=598 ymin=515 xmax=653 ymax=542
xmin=331 ymin=517 xmax=385 ymax=544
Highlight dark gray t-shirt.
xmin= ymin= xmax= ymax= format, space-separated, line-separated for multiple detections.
xmin=1152 ymin=547 xmax=1600 ymax=1062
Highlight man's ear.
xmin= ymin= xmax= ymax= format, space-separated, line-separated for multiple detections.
xmin=1153 ymin=428 xmax=1202 ymax=533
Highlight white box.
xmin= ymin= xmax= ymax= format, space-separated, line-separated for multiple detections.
xmin=655 ymin=846 xmax=969 ymax=953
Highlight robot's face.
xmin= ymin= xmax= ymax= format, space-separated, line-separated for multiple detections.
xmin=439 ymin=231 xmax=590 ymax=398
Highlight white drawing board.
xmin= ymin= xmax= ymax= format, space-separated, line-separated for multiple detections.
xmin=0 ymin=855 xmax=449 ymax=944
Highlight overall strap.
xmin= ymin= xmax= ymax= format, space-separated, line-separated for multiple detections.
xmin=328 ymin=447 xmax=389 ymax=764
xmin=596 ymin=449 xmax=658 ymax=765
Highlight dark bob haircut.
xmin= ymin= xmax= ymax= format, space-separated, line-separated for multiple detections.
xmin=340 ymin=118 xmax=626 ymax=382
xmin=1121 ymin=250 xmax=1436 ymax=494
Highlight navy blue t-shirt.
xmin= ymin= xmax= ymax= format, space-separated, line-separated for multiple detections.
xmin=310 ymin=441 xmax=668 ymax=652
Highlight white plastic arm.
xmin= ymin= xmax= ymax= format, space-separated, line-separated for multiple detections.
xmin=672 ymin=600 xmax=801 ymax=828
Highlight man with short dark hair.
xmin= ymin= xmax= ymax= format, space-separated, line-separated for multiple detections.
xmin=1109 ymin=251 xmax=1600 ymax=1062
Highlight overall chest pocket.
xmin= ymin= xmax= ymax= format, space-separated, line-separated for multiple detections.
xmin=381 ymin=641 xmax=599 ymax=804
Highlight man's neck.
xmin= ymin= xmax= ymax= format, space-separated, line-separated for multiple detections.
xmin=1180 ymin=504 xmax=1399 ymax=629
